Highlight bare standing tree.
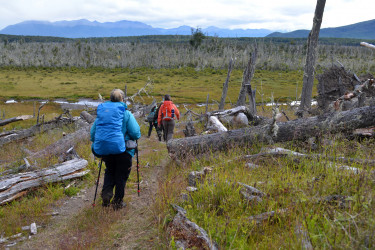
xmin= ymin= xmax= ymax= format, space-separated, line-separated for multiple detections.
xmin=219 ymin=58 xmax=234 ymax=111
xmin=236 ymin=44 xmax=258 ymax=116
xmin=297 ymin=0 xmax=326 ymax=117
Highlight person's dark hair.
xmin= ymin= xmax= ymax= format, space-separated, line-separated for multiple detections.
xmin=164 ymin=94 xmax=171 ymax=101
xmin=110 ymin=89 xmax=125 ymax=102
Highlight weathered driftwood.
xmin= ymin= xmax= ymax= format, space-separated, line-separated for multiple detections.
xmin=0 ymin=115 xmax=33 ymax=127
xmin=219 ymin=57 xmax=234 ymax=111
xmin=0 ymin=158 xmax=89 ymax=205
xmin=167 ymin=105 xmax=375 ymax=159
xmin=0 ymin=117 xmax=73 ymax=147
xmin=168 ymin=205 xmax=218 ymax=250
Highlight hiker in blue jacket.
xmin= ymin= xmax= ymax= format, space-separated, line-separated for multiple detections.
xmin=90 ymin=89 xmax=141 ymax=209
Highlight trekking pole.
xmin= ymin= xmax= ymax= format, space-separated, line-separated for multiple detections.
xmin=92 ymin=158 xmax=103 ymax=207
xmin=136 ymin=140 xmax=140 ymax=196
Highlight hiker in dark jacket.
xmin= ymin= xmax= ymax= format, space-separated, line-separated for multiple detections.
xmin=157 ymin=94 xmax=180 ymax=142
xmin=147 ymin=106 xmax=158 ymax=138
xmin=153 ymin=102 xmax=164 ymax=141
xmin=90 ymin=89 xmax=141 ymax=209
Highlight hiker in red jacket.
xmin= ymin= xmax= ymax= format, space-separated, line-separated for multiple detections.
xmin=157 ymin=94 xmax=180 ymax=142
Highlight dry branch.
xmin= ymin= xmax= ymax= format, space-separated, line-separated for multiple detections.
xmin=0 ymin=115 xmax=33 ymax=127
xmin=0 ymin=158 xmax=89 ymax=205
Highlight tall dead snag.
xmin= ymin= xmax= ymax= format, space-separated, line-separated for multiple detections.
xmin=236 ymin=44 xmax=258 ymax=117
xmin=167 ymin=105 xmax=375 ymax=159
xmin=297 ymin=0 xmax=326 ymax=117
xmin=219 ymin=58 xmax=234 ymax=111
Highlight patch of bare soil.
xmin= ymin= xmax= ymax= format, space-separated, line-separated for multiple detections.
xmin=16 ymin=134 xmax=169 ymax=249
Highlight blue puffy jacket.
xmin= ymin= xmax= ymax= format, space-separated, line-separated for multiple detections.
xmin=90 ymin=101 xmax=141 ymax=157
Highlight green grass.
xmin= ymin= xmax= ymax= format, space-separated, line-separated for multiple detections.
xmin=0 ymin=67 xmax=315 ymax=104
xmin=158 ymin=136 xmax=375 ymax=249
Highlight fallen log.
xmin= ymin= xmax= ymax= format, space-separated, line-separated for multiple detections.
xmin=0 ymin=115 xmax=34 ymax=127
xmin=0 ymin=158 xmax=89 ymax=205
xmin=167 ymin=105 xmax=375 ymax=159
xmin=0 ymin=117 xmax=73 ymax=147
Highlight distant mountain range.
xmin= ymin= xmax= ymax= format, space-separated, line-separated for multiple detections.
xmin=0 ymin=19 xmax=271 ymax=38
xmin=267 ymin=19 xmax=375 ymax=39
xmin=0 ymin=19 xmax=374 ymax=39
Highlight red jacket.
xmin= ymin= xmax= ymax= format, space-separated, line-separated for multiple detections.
xmin=157 ymin=101 xmax=180 ymax=125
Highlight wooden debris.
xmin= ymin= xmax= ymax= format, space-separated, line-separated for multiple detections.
xmin=219 ymin=57 xmax=235 ymax=111
xmin=0 ymin=115 xmax=33 ymax=127
xmin=207 ymin=116 xmax=227 ymax=132
xmin=295 ymin=224 xmax=313 ymax=250
xmin=168 ymin=204 xmax=219 ymax=250
xmin=183 ymin=121 xmax=196 ymax=137
xmin=0 ymin=116 xmax=73 ymax=147
xmin=249 ymin=208 xmax=288 ymax=225
xmin=244 ymin=147 xmax=375 ymax=168
xmin=0 ymin=158 xmax=89 ymax=205
xmin=30 ymin=222 xmax=37 ymax=235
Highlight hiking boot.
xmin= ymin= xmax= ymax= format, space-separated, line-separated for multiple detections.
xmin=102 ymin=198 xmax=111 ymax=207
xmin=112 ymin=201 xmax=126 ymax=210
xmin=158 ymin=135 xmax=162 ymax=141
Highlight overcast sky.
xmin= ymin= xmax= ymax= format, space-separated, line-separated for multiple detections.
xmin=0 ymin=0 xmax=374 ymax=31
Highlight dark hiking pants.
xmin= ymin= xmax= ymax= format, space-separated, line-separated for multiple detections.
xmin=162 ymin=119 xmax=175 ymax=142
xmin=148 ymin=121 xmax=158 ymax=137
xmin=101 ymin=151 xmax=132 ymax=206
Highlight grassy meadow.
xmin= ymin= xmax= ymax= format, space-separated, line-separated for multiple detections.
xmin=0 ymin=67 xmax=313 ymax=104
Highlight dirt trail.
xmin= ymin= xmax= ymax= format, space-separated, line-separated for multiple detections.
xmin=17 ymin=135 xmax=169 ymax=249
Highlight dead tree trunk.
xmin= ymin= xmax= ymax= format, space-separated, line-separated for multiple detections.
xmin=0 ymin=115 xmax=33 ymax=127
xmin=297 ymin=0 xmax=326 ymax=117
xmin=0 ymin=117 xmax=73 ymax=147
xmin=167 ymin=105 xmax=375 ymax=159
xmin=219 ymin=58 xmax=234 ymax=111
xmin=236 ymin=45 xmax=258 ymax=112
xmin=0 ymin=158 xmax=89 ymax=205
